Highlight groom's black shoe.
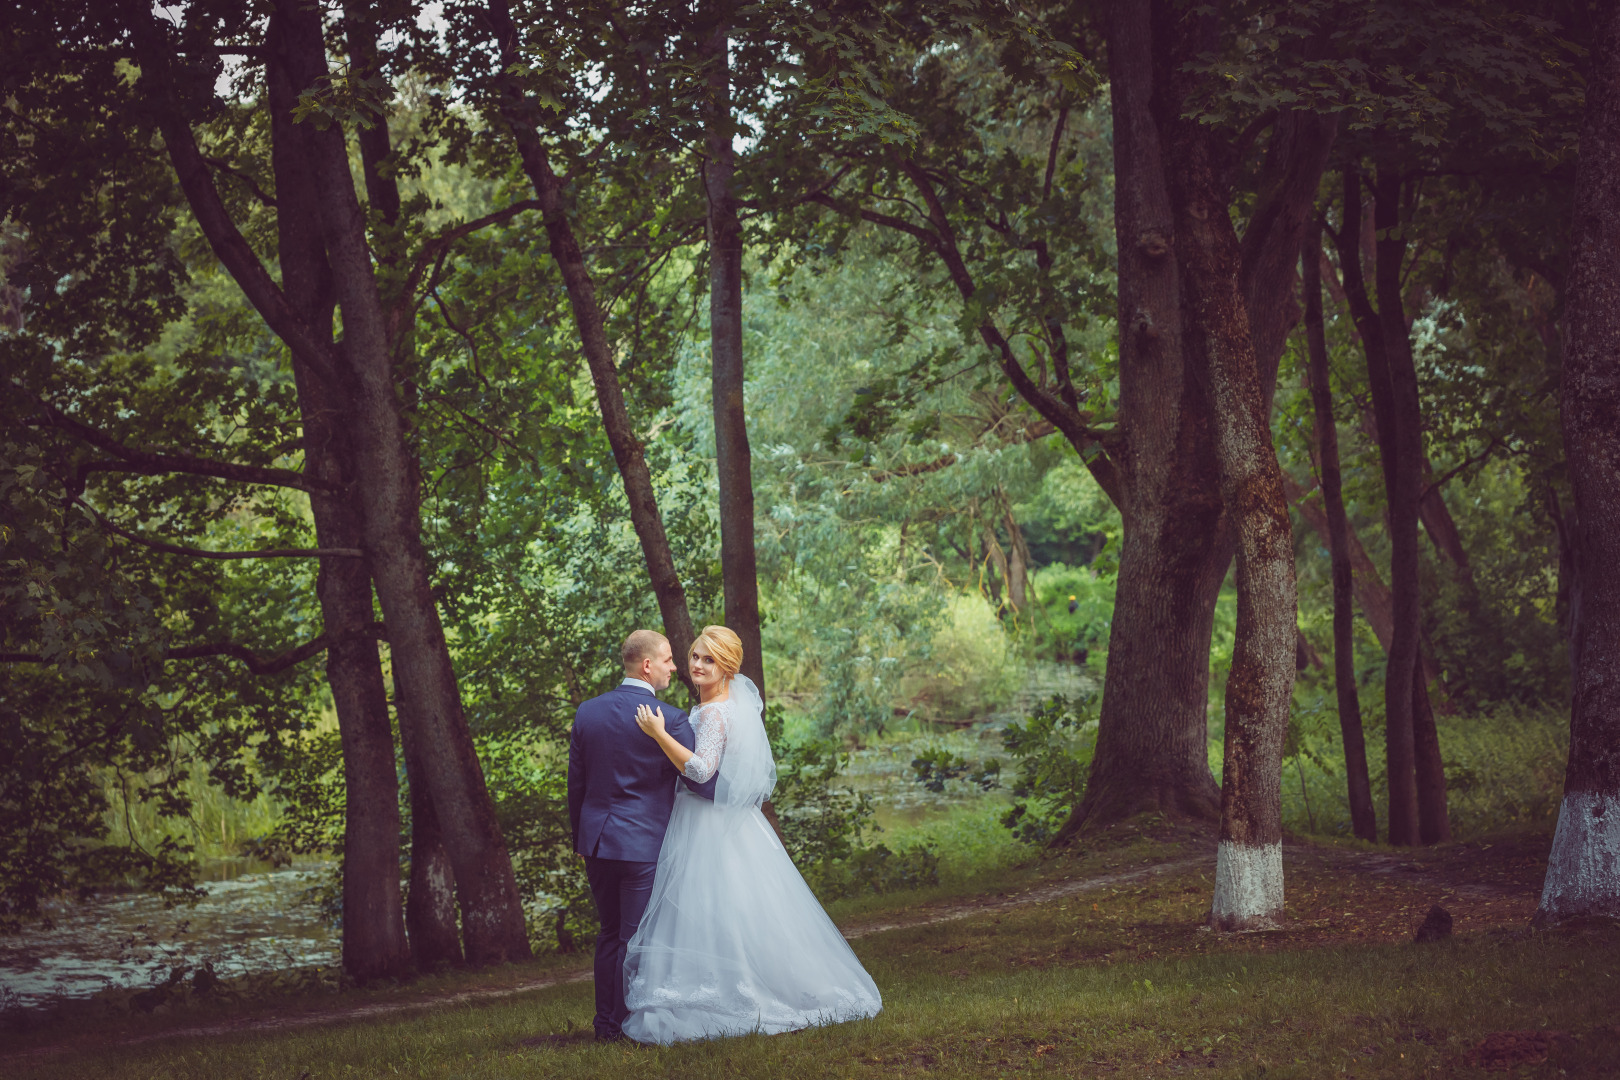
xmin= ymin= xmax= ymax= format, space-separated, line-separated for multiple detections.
xmin=593 ymin=1029 xmax=627 ymax=1044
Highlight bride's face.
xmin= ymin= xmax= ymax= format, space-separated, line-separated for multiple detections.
xmin=689 ymin=646 xmax=724 ymax=690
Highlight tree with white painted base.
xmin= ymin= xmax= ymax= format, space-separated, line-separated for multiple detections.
xmin=1105 ymin=0 xmax=1307 ymax=930
xmin=1536 ymin=3 xmax=1620 ymax=928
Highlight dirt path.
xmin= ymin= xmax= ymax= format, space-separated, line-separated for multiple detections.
xmin=1 ymin=855 xmax=1216 ymax=1062
xmin=2 ymin=838 xmax=1546 ymax=1063
xmin=842 ymin=855 xmax=1213 ymax=938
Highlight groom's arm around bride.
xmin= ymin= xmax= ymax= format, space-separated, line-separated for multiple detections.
xmin=565 ymin=629 xmax=711 ymax=1043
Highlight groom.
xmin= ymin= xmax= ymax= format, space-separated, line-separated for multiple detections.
xmin=567 ymin=629 xmax=715 ymax=1042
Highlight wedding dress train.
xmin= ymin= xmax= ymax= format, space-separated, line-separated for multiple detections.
xmin=621 ymin=677 xmax=882 ymax=1044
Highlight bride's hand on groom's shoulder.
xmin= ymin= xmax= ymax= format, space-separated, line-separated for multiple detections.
xmin=635 ymin=703 xmax=667 ymax=738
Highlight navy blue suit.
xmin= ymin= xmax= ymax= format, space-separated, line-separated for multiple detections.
xmin=568 ymin=681 xmax=715 ymax=1039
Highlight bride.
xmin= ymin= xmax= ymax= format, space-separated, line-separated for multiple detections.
xmin=621 ymin=625 xmax=883 ymax=1044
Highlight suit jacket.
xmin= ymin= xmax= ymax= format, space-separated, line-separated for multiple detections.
xmin=568 ymin=682 xmax=717 ymax=861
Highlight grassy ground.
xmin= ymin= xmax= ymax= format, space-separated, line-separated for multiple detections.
xmin=7 ymin=820 xmax=1617 ymax=1079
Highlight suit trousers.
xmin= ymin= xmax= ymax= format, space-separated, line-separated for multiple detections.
xmin=584 ymin=855 xmax=658 ymax=1038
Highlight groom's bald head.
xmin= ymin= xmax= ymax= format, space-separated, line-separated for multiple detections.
xmin=622 ymin=629 xmax=668 ymax=670
xmin=622 ymin=629 xmax=675 ymax=691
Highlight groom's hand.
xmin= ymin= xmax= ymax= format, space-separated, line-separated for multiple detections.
xmin=635 ymin=703 xmax=667 ymax=737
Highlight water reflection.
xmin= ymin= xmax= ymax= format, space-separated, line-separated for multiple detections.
xmin=842 ymin=661 xmax=1096 ymax=827
xmin=0 ymin=863 xmax=337 ymax=1010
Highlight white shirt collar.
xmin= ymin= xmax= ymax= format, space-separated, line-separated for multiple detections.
xmin=620 ymin=676 xmax=656 ymax=694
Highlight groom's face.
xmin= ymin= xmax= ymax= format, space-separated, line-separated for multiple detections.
xmin=645 ymin=640 xmax=676 ymax=691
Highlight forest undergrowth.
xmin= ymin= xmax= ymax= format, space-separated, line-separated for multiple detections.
xmin=5 ymin=816 xmax=1617 ymax=1079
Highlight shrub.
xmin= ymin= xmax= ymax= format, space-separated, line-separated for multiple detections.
xmin=1027 ymin=563 xmax=1115 ymax=663
xmin=812 ymin=842 xmax=941 ymax=900
xmin=997 ymin=692 xmax=1097 ymax=845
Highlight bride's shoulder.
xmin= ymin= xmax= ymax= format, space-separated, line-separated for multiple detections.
xmin=691 ymin=697 xmax=735 ymax=722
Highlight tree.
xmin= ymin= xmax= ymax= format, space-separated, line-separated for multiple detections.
xmin=1 ymin=3 xmax=415 ymax=975
xmin=1072 ymin=3 xmax=1333 ymax=841
xmin=1535 ymin=0 xmax=1620 ymax=926
xmin=1111 ymin=0 xmax=1311 ymax=928
xmin=701 ymin=0 xmax=765 ymax=692
xmin=263 ymin=6 xmax=411 ymax=978
xmin=1325 ymin=167 xmax=1450 ymax=845
xmin=111 ymin=0 xmax=531 ymax=964
xmin=477 ymin=0 xmax=704 ymax=685
xmin=1301 ymin=223 xmax=1378 ymax=843
xmin=766 ymin=3 xmax=1331 ymax=834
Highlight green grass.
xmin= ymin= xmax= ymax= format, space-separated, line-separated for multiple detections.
xmin=1270 ymin=702 xmax=1569 ymax=842
xmin=13 ymin=910 xmax=1617 ymax=1078
xmin=96 ymin=761 xmax=288 ymax=879
xmin=12 ymin=824 xmax=1617 ymax=1080
xmin=876 ymin=799 xmax=1025 ymax=882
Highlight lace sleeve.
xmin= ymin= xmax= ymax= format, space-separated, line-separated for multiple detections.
xmin=682 ymin=702 xmax=727 ymax=783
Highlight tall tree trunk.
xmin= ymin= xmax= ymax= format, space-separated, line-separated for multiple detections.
xmin=343 ymin=4 xmax=464 ymax=964
xmin=1332 ymin=170 xmax=1420 ymax=846
xmin=702 ymin=4 xmax=765 ymax=693
xmin=1284 ymin=473 xmax=1449 ymax=692
xmin=1372 ymin=168 xmax=1450 ymax=845
xmin=400 ymin=729 xmax=464 ymax=968
xmin=1056 ymin=0 xmax=1226 ymax=837
xmin=275 ymin=0 xmax=531 ymax=965
xmin=1059 ymin=3 xmax=1333 ymax=841
xmin=265 ymin=24 xmax=410 ymax=982
xmin=485 ymin=0 xmax=698 ymax=685
xmin=1302 ymin=224 xmax=1377 ymax=843
xmin=1162 ymin=4 xmax=1297 ymax=931
xmin=1536 ymin=3 xmax=1620 ymax=926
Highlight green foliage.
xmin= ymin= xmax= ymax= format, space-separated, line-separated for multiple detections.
xmin=1275 ymin=687 xmax=1569 ymax=840
xmin=0 ymin=380 xmax=327 ymax=926
xmin=1016 ymin=453 xmax=1121 ymax=575
xmin=1437 ymin=704 xmax=1568 ymax=835
xmin=1190 ymin=0 xmax=1582 ymax=159
xmin=1420 ymin=463 xmax=1568 ymax=706
xmin=1026 ymin=562 xmax=1115 ymax=662
xmin=811 ymin=842 xmax=941 ymax=901
xmin=900 ymin=594 xmax=1022 ymax=725
xmin=996 ymin=693 xmax=1098 ymax=846
xmin=876 ymin=800 xmax=1026 ymax=883
xmin=764 ymin=705 xmax=940 ymax=901
xmin=479 ymin=743 xmax=589 ymax=954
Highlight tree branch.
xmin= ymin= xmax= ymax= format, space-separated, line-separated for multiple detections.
xmin=83 ymin=502 xmax=362 ymax=560
xmin=805 ymin=191 xmax=940 ymax=248
xmin=203 ymin=155 xmax=277 ymax=208
xmin=893 ymin=156 xmax=1122 ymax=500
xmin=1 ymin=624 xmax=383 ymax=677
xmin=393 ymin=199 xmax=544 ymax=333
xmin=1043 ymin=104 xmax=1069 ymax=199
xmin=867 ymin=420 xmax=1062 ymax=483
xmin=164 ymin=635 xmax=339 ymax=676
xmin=1423 ymin=435 xmax=1502 ymax=499
xmin=809 ymin=158 xmax=1122 ymax=506
xmin=30 ymin=398 xmax=329 ymax=494
xmin=120 ymin=2 xmax=341 ymax=387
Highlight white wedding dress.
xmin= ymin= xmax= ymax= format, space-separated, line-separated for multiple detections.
xmin=621 ymin=676 xmax=883 ymax=1044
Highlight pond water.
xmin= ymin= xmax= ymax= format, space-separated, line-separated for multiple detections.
xmin=0 ymin=863 xmax=337 ymax=1011
xmin=0 ymin=663 xmax=1094 ymax=1012
xmin=844 ymin=660 xmax=1097 ymax=827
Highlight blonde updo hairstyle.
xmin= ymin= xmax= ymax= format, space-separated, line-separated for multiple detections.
xmin=692 ymin=625 xmax=744 ymax=682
